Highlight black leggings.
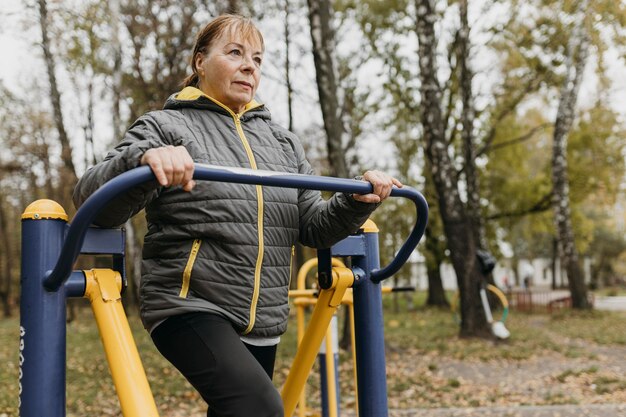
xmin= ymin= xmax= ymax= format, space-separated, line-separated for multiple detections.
xmin=151 ymin=312 xmax=284 ymax=417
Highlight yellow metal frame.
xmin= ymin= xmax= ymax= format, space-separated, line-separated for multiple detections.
xmin=486 ymin=284 xmax=509 ymax=308
xmin=450 ymin=284 xmax=509 ymax=322
xmin=289 ymin=260 xmax=398 ymax=417
xmin=292 ymin=257 xmax=347 ymax=417
xmin=84 ymin=269 xmax=159 ymax=417
xmin=82 ymin=255 xmax=391 ymax=417
xmin=83 ymin=261 xmax=355 ymax=417
xmin=282 ymin=266 xmax=354 ymax=417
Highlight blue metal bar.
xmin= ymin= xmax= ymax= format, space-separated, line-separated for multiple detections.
xmin=352 ymin=232 xmax=388 ymax=417
xmin=331 ymin=235 xmax=366 ymax=257
xmin=44 ymin=164 xmax=428 ymax=291
xmin=64 ymin=271 xmax=86 ymax=298
xmin=79 ymin=227 xmax=125 ymax=255
xmin=20 ymin=217 xmax=67 ymax=417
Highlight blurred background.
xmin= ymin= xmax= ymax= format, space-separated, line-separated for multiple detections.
xmin=1 ymin=0 xmax=626 ymax=415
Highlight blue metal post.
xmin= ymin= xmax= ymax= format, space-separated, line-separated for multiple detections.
xmin=351 ymin=230 xmax=388 ymax=417
xmin=20 ymin=200 xmax=69 ymax=417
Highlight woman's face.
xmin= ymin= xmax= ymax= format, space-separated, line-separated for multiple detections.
xmin=196 ymin=32 xmax=263 ymax=114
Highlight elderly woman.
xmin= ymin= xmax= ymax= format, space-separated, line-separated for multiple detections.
xmin=74 ymin=14 xmax=401 ymax=417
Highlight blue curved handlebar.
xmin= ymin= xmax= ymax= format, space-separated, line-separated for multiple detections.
xmin=43 ymin=164 xmax=428 ymax=291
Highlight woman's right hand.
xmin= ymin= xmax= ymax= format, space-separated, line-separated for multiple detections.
xmin=140 ymin=145 xmax=196 ymax=191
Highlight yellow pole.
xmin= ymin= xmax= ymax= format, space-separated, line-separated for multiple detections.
xmin=289 ymin=289 xmax=318 ymax=298
xmin=291 ymin=257 xmax=346 ymax=417
xmin=295 ymin=298 xmax=307 ymax=417
xmin=282 ymin=267 xmax=353 ymax=417
xmin=84 ymin=269 xmax=159 ymax=417
xmin=297 ymin=258 xmax=318 ymax=290
xmin=345 ymin=295 xmax=359 ymax=416
xmin=324 ymin=322 xmax=338 ymax=417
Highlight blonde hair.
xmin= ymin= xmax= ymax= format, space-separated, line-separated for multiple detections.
xmin=182 ymin=14 xmax=265 ymax=88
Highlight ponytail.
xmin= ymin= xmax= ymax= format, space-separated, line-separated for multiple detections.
xmin=182 ymin=73 xmax=199 ymax=88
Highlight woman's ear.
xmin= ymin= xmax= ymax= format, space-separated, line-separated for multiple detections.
xmin=195 ymin=53 xmax=205 ymax=76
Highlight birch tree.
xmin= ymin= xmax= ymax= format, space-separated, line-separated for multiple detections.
xmin=342 ymin=0 xmax=451 ymax=307
xmin=458 ymin=0 xmax=486 ymax=250
xmin=415 ymin=0 xmax=489 ymax=336
xmin=551 ymin=0 xmax=591 ymax=308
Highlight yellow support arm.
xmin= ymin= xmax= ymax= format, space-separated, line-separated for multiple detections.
xmin=84 ymin=269 xmax=159 ymax=417
xmin=282 ymin=266 xmax=354 ymax=417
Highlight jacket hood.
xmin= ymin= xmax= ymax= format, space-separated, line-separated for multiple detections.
xmin=164 ymin=87 xmax=270 ymax=121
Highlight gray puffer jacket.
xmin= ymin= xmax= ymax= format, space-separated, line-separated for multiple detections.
xmin=73 ymin=87 xmax=377 ymax=337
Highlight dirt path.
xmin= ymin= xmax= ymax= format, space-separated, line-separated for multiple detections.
xmin=345 ymin=404 xmax=626 ymax=417
xmin=373 ymin=316 xmax=626 ymax=417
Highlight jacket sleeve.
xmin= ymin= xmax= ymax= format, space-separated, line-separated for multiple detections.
xmin=282 ymin=128 xmax=379 ymax=249
xmin=73 ymin=114 xmax=167 ymax=227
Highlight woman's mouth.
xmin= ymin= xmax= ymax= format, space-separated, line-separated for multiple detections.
xmin=234 ymin=81 xmax=252 ymax=90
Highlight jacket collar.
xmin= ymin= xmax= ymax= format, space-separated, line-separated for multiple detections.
xmin=165 ymin=87 xmax=265 ymax=119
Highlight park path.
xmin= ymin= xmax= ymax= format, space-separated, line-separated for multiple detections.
xmin=366 ymin=403 xmax=626 ymax=417
xmin=595 ymin=296 xmax=626 ymax=311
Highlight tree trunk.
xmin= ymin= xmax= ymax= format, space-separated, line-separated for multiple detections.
xmin=83 ymin=80 xmax=96 ymax=167
xmin=551 ymin=237 xmax=558 ymax=290
xmin=38 ymin=0 xmax=77 ymax=207
xmin=124 ymin=216 xmax=146 ymax=312
xmin=424 ymin=203 xmax=449 ymax=307
xmin=426 ymin=260 xmax=448 ymax=307
xmin=458 ymin=0 xmax=486 ymax=250
xmin=306 ymin=0 xmax=349 ymax=178
xmin=284 ymin=0 xmax=294 ymax=133
xmin=35 ymin=131 xmax=55 ymax=199
xmin=109 ymin=0 xmax=124 ymax=145
xmin=416 ymin=0 xmax=489 ymax=337
xmin=0 ymin=198 xmax=13 ymax=317
xmin=223 ymin=0 xmax=240 ymax=14
xmin=551 ymin=0 xmax=591 ymax=309
xmin=307 ymin=0 xmax=354 ymax=349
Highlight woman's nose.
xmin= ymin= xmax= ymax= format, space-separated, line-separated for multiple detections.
xmin=240 ymin=55 xmax=256 ymax=72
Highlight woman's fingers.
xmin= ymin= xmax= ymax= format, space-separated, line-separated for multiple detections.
xmin=353 ymin=170 xmax=403 ymax=203
xmin=140 ymin=146 xmax=195 ymax=191
xmin=141 ymin=148 xmax=168 ymax=186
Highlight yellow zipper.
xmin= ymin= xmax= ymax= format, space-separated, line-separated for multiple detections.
xmin=179 ymin=239 xmax=202 ymax=298
xmin=201 ymin=96 xmax=265 ymax=334
xmin=233 ymin=116 xmax=265 ymax=334
xmin=289 ymin=245 xmax=295 ymax=286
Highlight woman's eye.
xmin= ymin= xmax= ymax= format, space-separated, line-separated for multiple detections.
xmin=229 ymin=49 xmax=242 ymax=56
xmin=254 ymin=57 xmax=262 ymax=66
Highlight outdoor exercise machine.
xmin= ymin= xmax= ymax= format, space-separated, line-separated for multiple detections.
xmin=450 ymin=250 xmax=511 ymax=339
xmin=290 ymin=256 xmax=415 ymax=417
xmin=19 ymin=164 xmax=428 ymax=417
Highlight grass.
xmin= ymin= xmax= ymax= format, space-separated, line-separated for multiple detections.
xmin=555 ymin=366 xmax=598 ymax=382
xmin=3 ymin=292 xmax=626 ymax=415
xmin=594 ymin=286 xmax=626 ymax=297
xmin=547 ymin=309 xmax=626 ymax=345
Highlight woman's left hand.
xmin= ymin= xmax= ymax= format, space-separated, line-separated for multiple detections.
xmin=353 ymin=170 xmax=403 ymax=203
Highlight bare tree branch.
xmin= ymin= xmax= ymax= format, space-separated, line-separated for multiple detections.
xmin=487 ymin=191 xmax=553 ymax=220
xmin=481 ymin=123 xmax=551 ymax=155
